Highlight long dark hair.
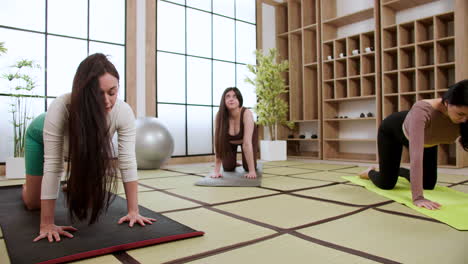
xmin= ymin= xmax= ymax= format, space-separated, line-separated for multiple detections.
xmin=442 ymin=79 xmax=468 ymax=151
xmin=67 ymin=53 xmax=119 ymax=224
xmin=215 ymin=87 xmax=243 ymax=159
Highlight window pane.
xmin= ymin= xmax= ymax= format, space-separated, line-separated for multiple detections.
xmin=89 ymin=42 xmax=126 ymax=100
xmin=237 ymin=64 xmax=256 ymax=108
xmin=0 ymin=96 xmax=45 ymax=162
xmin=0 ymin=29 xmax=45 ymax=96
xmin=187 ymin=9 xmax=211 ymax=58
xmin=89 ymin=0 xmax=125 ymax=44
xmin=47 ymin=36 xmax=88 ymax=97
xmin=157 ymin=104 xmax=186 ymax=156
xmin=157 ymin=1 xmax=185 ymax=53
xmin=187 ymin=0 xmax=211 ymax=12
xmin=187 ymin=106 xmax=212 ymax=155
xmin=187 ymin=57 xmax=211 ymax=105
xmin=213 ymin=61 xmax=235 ymax=106
xmin=236 ymin=0 xmax=256 ymax=23
xmin=213 ymin=0 xmax=234 ymax=18
xmin=236 ymin=21 xmax=256 ymax=65
xmin=48 ymin=0 xmax=87 ymax=38
xmin=157 ymin=52 xmax=186 ymax=104
xmin=0 ymin=0 xmax=45 ymax=32
xmin=213 ymin=15 xmax=235 ymax=62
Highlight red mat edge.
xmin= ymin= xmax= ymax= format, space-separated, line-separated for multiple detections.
xmin=38 ymin=231 xmax=205 ymax=264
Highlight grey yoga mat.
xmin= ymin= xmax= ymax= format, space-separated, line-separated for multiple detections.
xmin=195 ymin=164 xmax=263 ymax=187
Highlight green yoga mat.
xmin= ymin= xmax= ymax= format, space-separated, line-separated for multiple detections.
xmin=343 ymin=176 xmax=468 ymax=230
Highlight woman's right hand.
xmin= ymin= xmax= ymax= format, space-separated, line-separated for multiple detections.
xmin=414 ymin=198 xmax=441 ymax=210
xmin=211 ymin=171 xmax=222 ymax=178
xmin=33 ymin=224 xmax=77 ymax=242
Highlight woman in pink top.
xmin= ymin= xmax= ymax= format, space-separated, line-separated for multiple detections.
xmin=360 ymin=79 xmax=468 ymax=210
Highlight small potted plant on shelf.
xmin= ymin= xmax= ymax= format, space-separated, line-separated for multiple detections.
xmin=1 ymin=48 xmax=41 ymax=178
xmin=246 ymin=48 xmax=293 ymax=161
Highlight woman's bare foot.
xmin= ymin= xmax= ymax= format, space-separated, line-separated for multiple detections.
xmin=359 ymin=166 xmax=376 ymax=179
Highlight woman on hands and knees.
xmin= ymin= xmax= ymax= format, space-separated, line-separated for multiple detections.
xmin=360 ymin=79 xmax=468 ymax=210
xmin=212 ymin=87 xmax=259 ymax=179
xmin=22 ymin=53 xmax=155 ymax=243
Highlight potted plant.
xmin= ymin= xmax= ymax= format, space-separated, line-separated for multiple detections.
xmin=1 ymin=49 xmax=41 ymax=178
xmin=245 ymin=48 xmax=293 ymax=161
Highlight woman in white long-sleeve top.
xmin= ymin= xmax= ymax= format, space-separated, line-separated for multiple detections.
xmin=22 ymin=53 xmax=155 ymax=243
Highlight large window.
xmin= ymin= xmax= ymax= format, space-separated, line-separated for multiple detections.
xmin=157 ymin=0 xmax=257 ymax=156
xmin=0 ymin=0 xmax=127 ymax=162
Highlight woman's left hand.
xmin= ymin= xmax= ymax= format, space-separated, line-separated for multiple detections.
xmin=244 ymin=171 xmax=257 ymax=179
xmin=118 ymin=212 xmax=156 ymax=227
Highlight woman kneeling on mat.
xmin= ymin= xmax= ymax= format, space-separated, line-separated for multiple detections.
xmin=23 ymin=53 xmax=155 ymax=243
xmin=212 ymin=87 xmax=259 ymax=179
xmin=360 ymin=79 xmax=468 ymax=210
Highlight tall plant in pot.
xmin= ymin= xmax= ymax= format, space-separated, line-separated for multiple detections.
xmin=1 ymin=47 xmax=41 ymax=178
xmin=246 ymin=48 xmax=293 ymax=161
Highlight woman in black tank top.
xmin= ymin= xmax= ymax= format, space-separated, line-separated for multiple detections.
xmin=213 ymin=87 xmax=259 ymax=178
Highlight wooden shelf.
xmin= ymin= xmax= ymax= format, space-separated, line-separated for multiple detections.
xmin=287 ymin=138 xmax=320 ymax=142
xmin=270 ymin=1 xmax=468 ymax=167
xmin=290 ymin=119 xmax=320 ymax=122
xmin=276 ymin=0 xmax=322 ymax=159
xmin=303 ymin=24 xmax=317 ymax=31
xmin=324 ymin=118 xmax=376 ymax=121
xmin=382 ymin=0 xmax=438 ymax=11
xmin=324 ymin=95 xmax=376 ymax=102
xmin=304 ymin=62 xmax=318 ymax=68
xmin=323 ymin=8 xmax=374 ymax=27
xmin=324 ymin=138 xmax=376 ymax=142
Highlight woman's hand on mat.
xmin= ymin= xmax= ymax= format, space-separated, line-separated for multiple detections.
xmin=211 ymin=171 xmax=222 ymax=178
xmin=118 ymin=212 xmax=156 ymax=227
xmin=414 ymin=198 xmax=441 ymax=210
xmin=244 ymin=171 xmax=257 ymax=179
xmin=33 ymin=224 xmax=77 ymax=242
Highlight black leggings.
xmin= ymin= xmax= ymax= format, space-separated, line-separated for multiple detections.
xmin=369 ymin=111 xmax=438 ymax=190
xmin=222 ymin=143 xmax=258 ymax=172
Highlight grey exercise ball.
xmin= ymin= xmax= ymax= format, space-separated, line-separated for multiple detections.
xmin=135 ymin=117 xmax=174 ymax=169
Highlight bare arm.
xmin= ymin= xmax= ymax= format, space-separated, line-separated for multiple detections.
xmin=212 ymin=112 xmax=222 ymax=177
xmin=242 ymin=109 xmax=256 ymax=178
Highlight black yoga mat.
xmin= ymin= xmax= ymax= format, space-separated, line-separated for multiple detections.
xmin=0 ymin=185 xmax=204 ymax=264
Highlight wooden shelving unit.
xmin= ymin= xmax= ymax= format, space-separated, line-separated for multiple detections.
xmin=268 ymin=0 xmax=468 ymax=168
xmin=381 ymin=0 xmax=468 ymax=168
xmin=320 ymin=0 xmax=381 ymax=163
xmin=275 ymin=0 xmax=322 ymax=160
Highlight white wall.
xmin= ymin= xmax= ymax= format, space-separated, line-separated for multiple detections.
xmin=261 ymin=3 xmax=277 ymax=140
xmin=262 ymin=3 xmax=276 ymax=55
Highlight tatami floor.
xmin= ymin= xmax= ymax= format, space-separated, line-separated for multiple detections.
xmin=1 ymin=159 xmax=467 ymax=264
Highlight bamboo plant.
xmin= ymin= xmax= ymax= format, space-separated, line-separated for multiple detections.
xmin=2 ymin=58 xmax=41 ymax=157
xmin=0 ymin=42 xmax=6 ymax=55
xmin=246 ymin=48 xmax=293 ymax=140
